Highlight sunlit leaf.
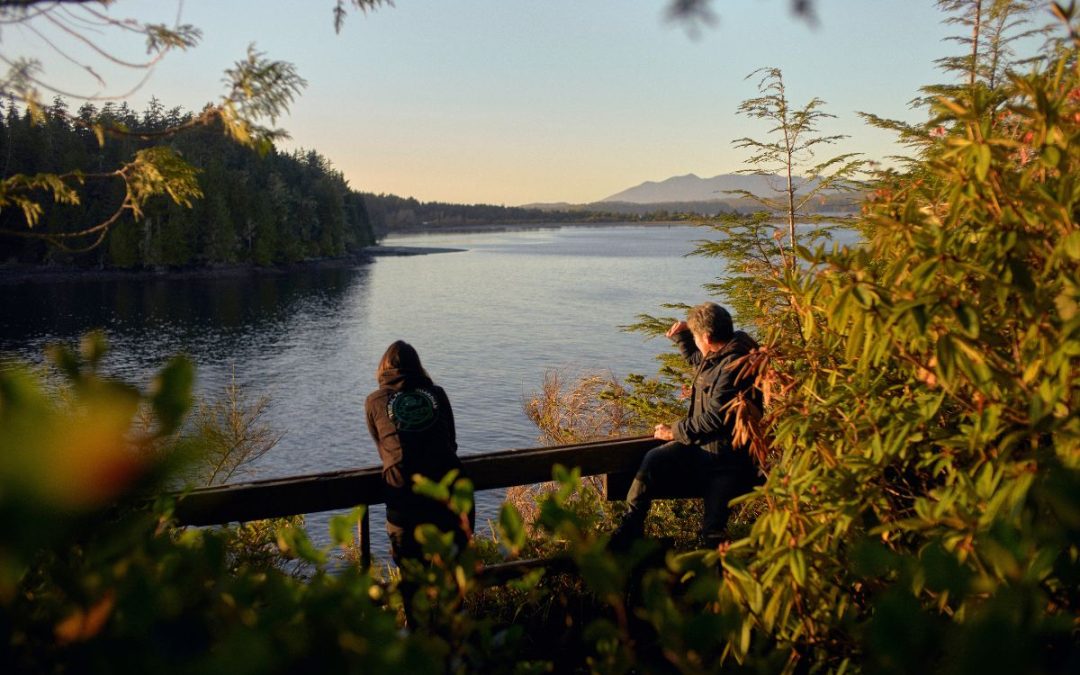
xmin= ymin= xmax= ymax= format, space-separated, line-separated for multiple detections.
xmin=328 ymin=506 xmax=366 ymax=547
xmin=151 ymin=355 xmax=195 ymax=435
xmin=498 ymin=503 xmax=526 ymax=556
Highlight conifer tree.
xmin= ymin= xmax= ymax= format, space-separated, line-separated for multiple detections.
xmin=729 ymin=67 xmax=865 ymax=270
xmin=0 ymin=2 xmax=305 ymax=251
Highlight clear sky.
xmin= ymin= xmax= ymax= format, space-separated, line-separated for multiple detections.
xmin=6 ymin=1 xmax=977 ymax=205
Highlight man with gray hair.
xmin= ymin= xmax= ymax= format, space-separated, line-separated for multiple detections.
xmin=610 ymin=302 xmax=761 ymax=550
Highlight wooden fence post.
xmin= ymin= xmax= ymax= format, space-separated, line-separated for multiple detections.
xmin=359 ymin=508 xmax=372 ymax=570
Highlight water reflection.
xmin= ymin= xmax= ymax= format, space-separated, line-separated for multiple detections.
xmin=0 ymin=266 xmax=370 ymax=385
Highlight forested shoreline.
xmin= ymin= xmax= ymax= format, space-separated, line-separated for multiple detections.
xmin=0 ymin=98 xmax=638 ymax=273
xmin=361 ymin=193 xmax=633 ymax=236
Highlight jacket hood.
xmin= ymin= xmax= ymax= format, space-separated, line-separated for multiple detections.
xmin=377 ymin=368 xmax=433 ymax=391
xmin=716 ymin=330 xmax=758 ymax=359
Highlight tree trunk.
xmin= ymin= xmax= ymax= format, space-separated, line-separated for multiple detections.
xmin=970 ymin=0 xmax=983 ymax=90
xmin=786 ymin=149 xmax=796 ymax=269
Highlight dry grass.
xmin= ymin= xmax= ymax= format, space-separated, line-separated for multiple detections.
xmin=191 ymin=370 xmax=283 ymax=486
xmin=523 ymin=369 xmax=641 ymax=446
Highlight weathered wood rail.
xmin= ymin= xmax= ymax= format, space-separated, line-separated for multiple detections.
xmin=173 ymin=436 xmax=688 ymax=568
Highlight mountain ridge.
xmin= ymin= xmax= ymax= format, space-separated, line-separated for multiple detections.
xmin=597 ymin=173 xmax=808 ymax=204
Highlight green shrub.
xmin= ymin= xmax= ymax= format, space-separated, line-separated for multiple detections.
xmin=680 ymin=15 xmax=1080 ymax=671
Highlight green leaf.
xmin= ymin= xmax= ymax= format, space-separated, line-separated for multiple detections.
xmin=935 ymin=334 xmax=957 ymax=385
xmin=449 ymin=476 xmax=473 ymax=516
xmin=910 ymin=259 xmax=940 ymax=289
xmin=508 ymin=568 xmax=545 ymax=593
xmin=1041 ymin=144 xmax=1061 ymax=168
xmin=328 ymin=506 xmax=366 ymax=547
xmin=415 ymin=524 xmax=455 ymax=559
xmin=412 ymin=475 xmax=449 ymax=502
xmin=912 ymin=304 xmax=930 ymax=334
xmin=79 ymin=331 xmax=108 ymax=369
xmin=498 ymin=503 xmax=526 ymax=555
xmin=974 ymin=144 xmax=991 ymax=180
xmin=151 ymin=355 xmax=195 ymax=435
xmin=851 ymin=283 xmax=876 ymax=308
xmin=953 ymin=303 xmax=979 ymax=338
xmin=46 ymin=343 xmax=82 ymax=381
xmin=1062 ymin=231 xmax=1080 ymax=260
xmin=275 ymin=523 xmax=326 ymax=566
xmin=852 ymin=539 xmax=901 ymax=578
xmin=790 ymin=549 xmax=808 ymax=585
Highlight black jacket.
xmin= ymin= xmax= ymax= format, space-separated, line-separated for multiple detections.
xmin=671 ymin=329 xmax=761 ymax=463
xmin=365 ymin=368 xmax=463 ymax=528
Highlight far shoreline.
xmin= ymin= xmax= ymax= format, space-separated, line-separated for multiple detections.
xmin=0 ymin=221 xmax=688 ymax=285
xmin=378 ymin=219 xmax=686 ymax=238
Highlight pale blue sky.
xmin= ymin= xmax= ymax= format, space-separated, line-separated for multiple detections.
xmin=6 ymin=1 xmax=984 ymax=205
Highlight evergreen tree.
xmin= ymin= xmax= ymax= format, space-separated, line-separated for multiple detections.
xmin=729 ymin=67 xmax=865 ymax=270
xmin=0 ymin=97 xmax=377 ymax=269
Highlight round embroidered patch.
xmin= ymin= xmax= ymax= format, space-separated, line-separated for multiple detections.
xmin=387 ymin=389 xmax=438 ymax=431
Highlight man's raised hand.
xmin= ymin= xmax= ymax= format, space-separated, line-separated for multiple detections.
xmin=666 ymin=320 xmax=688 ymax=338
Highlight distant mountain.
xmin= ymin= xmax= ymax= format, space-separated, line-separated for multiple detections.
xmin=518 ymin=172 xmax=860 ymax=217
xmin=598 ymin=173 xmax=807 ymax=204
xmin=519 ymin=199 xmax=733 ymax=216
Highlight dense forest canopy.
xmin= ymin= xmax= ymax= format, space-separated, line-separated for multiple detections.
xmin=0 ymin=97 xmax=375 ymax=269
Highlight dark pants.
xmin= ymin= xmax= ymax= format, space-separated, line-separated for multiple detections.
xmin=387 ymin=506 xmax=473 ymax=629
xmin=619 ymin=441 xmax=756 ymax=545
xmin=387 ymin=516 xmax=471 ymax=567
xmin=386 ymin=500 xmax=474 ymax=567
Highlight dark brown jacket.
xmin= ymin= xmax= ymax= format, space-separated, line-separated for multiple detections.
xmin=365 ymin=367 xmax=463 ymax=528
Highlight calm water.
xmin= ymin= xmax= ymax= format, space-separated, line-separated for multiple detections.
xmin=0 ymin=224 xmax=822 ymax=559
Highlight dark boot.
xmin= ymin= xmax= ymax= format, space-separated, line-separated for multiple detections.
xmin=609 ymin=508 xmax=645 ymax=551
xmin=608 ymin=478 xmax=649 ymax=551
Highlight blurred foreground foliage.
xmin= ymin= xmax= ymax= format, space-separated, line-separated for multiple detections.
xmin=3 ymin=3 xmax=1080 ymax=673
xmin=0 ymin=336 xmax=531 ymax=673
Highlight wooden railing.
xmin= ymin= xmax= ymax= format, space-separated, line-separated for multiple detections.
xmin=173 ymin=436 xmax=688 ymax=568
